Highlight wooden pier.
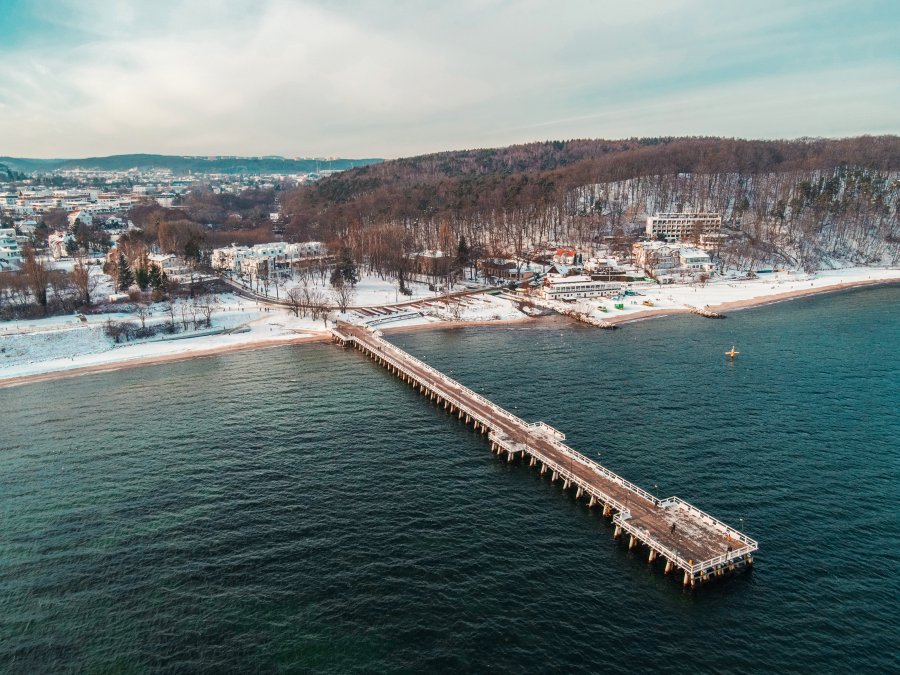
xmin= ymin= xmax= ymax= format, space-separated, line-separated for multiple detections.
xmin=332 ymin=322 xmax=758 ymax=587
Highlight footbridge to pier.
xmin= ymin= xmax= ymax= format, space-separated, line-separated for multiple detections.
xmin=331 ymin=321 xmax=758 ymax=587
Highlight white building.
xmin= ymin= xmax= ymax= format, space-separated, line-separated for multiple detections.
xmin=632 ymin=241 xmax=715 ymax=279
xmin=646 ymin=213 xmax=721 ymax=242
xmin=211 ymin=241 xmax=326 ymax=276
xmin=0 ymin=228 xmax=23 ymax=270
xmin=540 ymin=274 xmax=622 ymax=300
xmin=148 ymin=253 xmax=189 ymax=278
xmin=678 ymin=247 xmax=714 ymax=271
xmin=67 ymin=209 xmax=93 ymax=227
xmin=48 ymin=231 xmax=75 ymax=259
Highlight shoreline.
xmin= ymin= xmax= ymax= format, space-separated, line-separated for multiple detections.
xmin=604 ymin=276 xmax=900 ymax=325
xmin=1 ymin=276 xmax=897 ymax=389
xmin=0 ymin=334 xmax=330 ymax=389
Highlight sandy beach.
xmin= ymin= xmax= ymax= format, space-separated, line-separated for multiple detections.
xmin=605 ymin=275 xmax=899 ymax=325
xmin=2 ymin=271 xmax=897 ymax=389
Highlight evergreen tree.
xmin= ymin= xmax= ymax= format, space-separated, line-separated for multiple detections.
xmin=117 ymin=252 xmax=135 ymax=292
xmin=148 ymin=264 xmax=163 ymax=291
xmin=135 ymin=264 xmax=150 ymax=291
xmin=455 ymin=235 xmax=470 ymax=277
xmin=330 ymin=247 xmax=358 ymax=287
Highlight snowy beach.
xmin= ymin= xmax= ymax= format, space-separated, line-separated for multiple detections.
xmin=2 ymin=267 xmax=898 ymax=388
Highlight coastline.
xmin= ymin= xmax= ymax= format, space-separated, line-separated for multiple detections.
xmin=604 ymin=275 xmax=900 ymax=325
xmin=1 ymin=275 xmax=897 ymax=389
xmin=0 ymin=334 xmax=330 ymax=389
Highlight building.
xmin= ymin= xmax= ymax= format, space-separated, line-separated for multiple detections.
xmin=211 ymin=241 xmax=326 ymax=276
xmin=67 ymin=209 xmax=93 ymax=227
xmin=678 ymin=247 xmax=714 ymax=272
xmin=48 ymin=231 xmax=76 ymax=259
xmin=0 ymin=228 xmax=23 ymax=270
xmin=632 ymin=241 xmax=715 ymax=280
xmin=148 ymin=253 xmax=189 ymax=279
xmin=646 ymin=213 xmax=721 ymax=242
xmin=540 ymin=274 xmax=622 ymax=300
xmin=552 ymin=248 xmax=579 ymax=265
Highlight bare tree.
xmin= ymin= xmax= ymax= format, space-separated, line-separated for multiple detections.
xmin=308 ymin=286 xmax=327 ymax=320
xmin=160 ymin=302 xmax=177 ymax=332
xmin=331 ymin=278 xmax=356 ymax=312
xmin=135 ymin=303 xmax=150 ymax=330
xmin=286 ymin=287 xmax=304 ymax=317
xmin=21 ymin=246 xmax=51 ymax=311
xmin=70 ymin=255 xmax=100 ymax=306
xmin=180 ymin=303 xmax=191 ymax=331
xmin=195 ymin=294 xmax=216 ymax=327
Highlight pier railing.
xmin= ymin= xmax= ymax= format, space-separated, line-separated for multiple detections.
xmin=335 ymin=324 xmax=759 ymax=581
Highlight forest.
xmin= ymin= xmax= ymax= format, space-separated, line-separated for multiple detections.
xmin=277 ymin=136 xmax=900 ymax=273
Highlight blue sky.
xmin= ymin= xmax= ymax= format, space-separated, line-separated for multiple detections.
xmin=0 ymin=0 xmax=897 ymax=158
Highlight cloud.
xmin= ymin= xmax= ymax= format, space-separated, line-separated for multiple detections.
xmin=0 ymin=0 xmax=897 ymax=158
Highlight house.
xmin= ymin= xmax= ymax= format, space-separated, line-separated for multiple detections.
xmin=148 ymin=253 xmax=189 ymax=278
xmin=48 ymin=231 xmax=76 ymax=259
xmin=552 ymin=248 xmax=579 ymax=265
xmin=678 ymin=247 xmax=714 ymax=272
xmin=632 ymin=241 xmax=715 ymax=279
xmin=67 ymin=209 xmax=93 ymax=227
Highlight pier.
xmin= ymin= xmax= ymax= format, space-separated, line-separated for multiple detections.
xmin=331 ymin=322 xmax=758 ymax=587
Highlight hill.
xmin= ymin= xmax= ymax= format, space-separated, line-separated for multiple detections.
xmin=0 ymin=154 xmax=383 ymax=175
xmin=279 ymin=136 xmax=900 ymax=271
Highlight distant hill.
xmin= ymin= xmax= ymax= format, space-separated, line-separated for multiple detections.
xmin=0 ymin=154 xmax=383 ymax=175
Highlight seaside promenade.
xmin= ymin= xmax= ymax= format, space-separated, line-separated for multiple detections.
xmin=332 ymin=321 xmax=758 ymax=587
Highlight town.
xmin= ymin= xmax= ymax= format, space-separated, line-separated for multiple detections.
xmin=1 ymin=160 xmax=894 ymax=351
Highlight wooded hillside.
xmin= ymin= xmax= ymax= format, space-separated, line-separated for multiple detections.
xmin=280 ymin=136 xmax=900 ymax=271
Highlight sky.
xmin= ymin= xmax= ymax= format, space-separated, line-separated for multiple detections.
xmin=0 ymin=0 xmax=897 ymax=159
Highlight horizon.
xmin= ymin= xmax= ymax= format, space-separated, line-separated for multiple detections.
xmin=5 ymin=133 xmax=899 ymax=164
xmin=1 ymin=0 xmax=898 ymax=158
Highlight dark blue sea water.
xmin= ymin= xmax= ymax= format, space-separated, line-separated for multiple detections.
xmin=2 ymin=285 xmax=898 ymax=673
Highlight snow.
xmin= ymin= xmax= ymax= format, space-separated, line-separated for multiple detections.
xmin=551 ymin=267 xmax=900 ymax=323
xmin=2 ymin=267 xmax=897 ymax=383
xmin=236 ymin=271 xmax=478 ymax=306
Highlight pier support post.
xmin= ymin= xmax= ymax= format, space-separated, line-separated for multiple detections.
xmin=648 ymin=550 xmax=657 ymax=563
xmin=588 ymin=496 xmax=596 ymax=507
xmin=576 ymin=487 xmax=583 ymax=499
xmin=551 ymin=471 xmax=558 ymax=482
xmin=683 ymin=571 xmax=691 ymax=587
xmin=540 ymin=465 xmax=547 ymax=476
xmin=613 ymin=525 xmax=622 ymax=539
xmin=563 ymin=479 xmax=571 ymax=490
xmin=507 ymin=451 xmax=514 ymax=463
xmin=628 ymin=534 xmax=637 ymax=550
xmin=602 ymin=504 xmax=612 ymax=518
xmin=664 ymin=560 xmax=673 ymax=574
xmin=529 ymin=456 xmax=536 ymax=467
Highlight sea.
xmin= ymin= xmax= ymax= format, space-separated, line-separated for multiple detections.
xmin=2 ymin=285 xmax=898 ymax=673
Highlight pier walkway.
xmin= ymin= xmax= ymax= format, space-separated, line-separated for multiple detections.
xmin=332 ymin=322 xmax=758 ymax=587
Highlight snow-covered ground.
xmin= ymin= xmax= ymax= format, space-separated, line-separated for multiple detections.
xmin=233 ymin=271 xmax=488 ymax=306
xmin=547 ymin=267 xmax=900 ymax=323
xmin=0 ymin=293 xmax=329 ymax=381
xmin=2 ymin=267 xmax=897 ymax=384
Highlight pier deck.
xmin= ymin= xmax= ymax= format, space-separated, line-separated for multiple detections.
xmin=332 ymin=322 xmax=757 ymax=586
